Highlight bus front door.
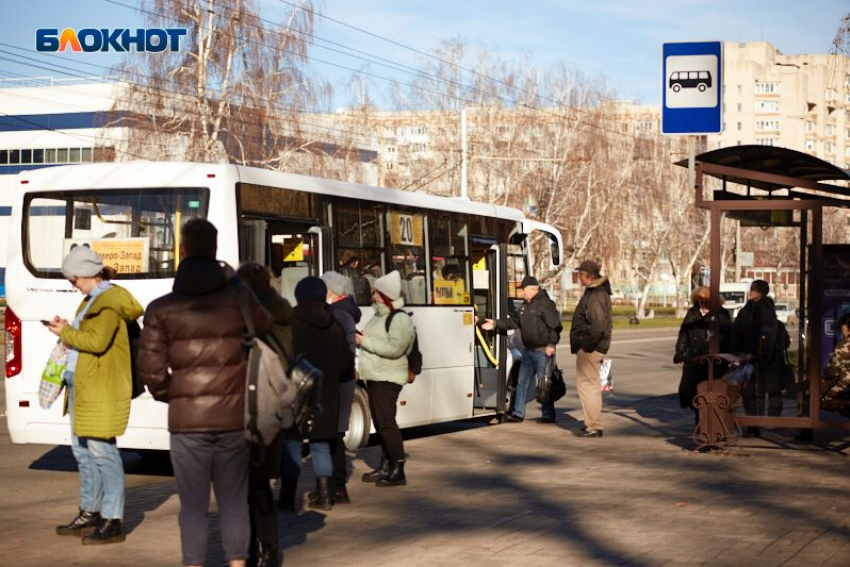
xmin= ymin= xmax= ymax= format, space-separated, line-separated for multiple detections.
xmin=472 ymin=243 xmax=509 ymax=415
xmin=239 ymin=218 xmax=324 ymax=305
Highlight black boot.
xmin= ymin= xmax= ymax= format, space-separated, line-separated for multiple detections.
xmin=277 ymin=479 xmax=297 ymax=512
xmin=255 ymin=541 xmax=280 ymax=567
xmin=361 ymin=457 xmax=391 ymax=483
xmin=309 ymin=483 xmax=351 ymax=505
xmin=333 ymin=484 xmax=351 ymax=504
xmin=376 ymin=460 xmax=406 ymax=487
xmin=81 ymin=519 xmax=125 ymax=545
xmin=56 ymin=509 xmax=101 ymax=536
xmin=308 ymin=477 xmax=333 ymax=511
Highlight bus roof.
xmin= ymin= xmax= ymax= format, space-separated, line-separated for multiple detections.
xmin=14 ymin=161 xmax=527 ymax=223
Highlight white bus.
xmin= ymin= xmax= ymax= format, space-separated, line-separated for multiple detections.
xmin=4 ymin=162 xmax=562 ymax=451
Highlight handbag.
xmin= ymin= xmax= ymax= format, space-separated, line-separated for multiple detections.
xmin=39 ymin=340 xmax=68 ymax=409
xmin=536 ymin=360 xmax=567 ymax=404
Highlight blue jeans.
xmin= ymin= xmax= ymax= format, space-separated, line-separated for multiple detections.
xmin=513 ymin=349 xmax=556 ymax=420
xmin=282 ymin=440 xmax=333 ymax=478
xmin=68 ymin=385 xmax=125 ymax=520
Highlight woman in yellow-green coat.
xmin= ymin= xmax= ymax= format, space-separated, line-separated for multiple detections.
xmin=48 ymin=245 xmax=143 ymax=546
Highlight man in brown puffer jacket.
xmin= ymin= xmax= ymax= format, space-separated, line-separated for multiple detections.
xmin=139 ymin=219 xmax=272 ymax=567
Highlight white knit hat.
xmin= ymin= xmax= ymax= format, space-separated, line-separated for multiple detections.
xmin=374 ymin=270 xmax=402 ymax=301
xmin=62 ymin=245 xmax=104 ymax=278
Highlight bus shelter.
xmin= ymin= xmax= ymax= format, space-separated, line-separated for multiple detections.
xmin=681 ymin=145 xmax=850 ymax=446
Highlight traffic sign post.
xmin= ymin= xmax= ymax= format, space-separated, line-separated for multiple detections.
xmin=662 ymin=41 xmax=723 ymax=135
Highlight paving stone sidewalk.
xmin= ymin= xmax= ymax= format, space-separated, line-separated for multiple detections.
xmin=2 ymin=393 xmax=849 ymax=566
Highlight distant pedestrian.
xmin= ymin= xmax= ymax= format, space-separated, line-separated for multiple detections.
xmin=236 ymin=262 xmax=293 ymax=567
xmin=481 ymin=276 xmax=562 ymax=423
xmin=321 ymin=271 xmax=362 ymax=504
xmin=280 ymin=276 xmax=353 ymax=510
xmin=674 ymin=286 xmax=732 ymax=424
xmin=139 ymin=219 xmax=273 ymax=567
xmin=357 ymin=271 xmax=416 ymax=486
xmin=569 ymin=260 xmax=613 ymax=438
xmin=50 ymin=246 xmax=144 ymax=545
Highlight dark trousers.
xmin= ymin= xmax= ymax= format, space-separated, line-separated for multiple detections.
xmin=248 ymin=435 xmax=282 ymax=549
xmin=170 ymin=432 xmax=250 ymax=566
xmin=368 ymin=381 xmax=405 ymax=463
xmin=332 ymin=432 xmax=347 ymax=490
xmin=742 ymin=374 xmax=784 ymax=417
xmin=248 ymin=480 xmax=276 ymax=547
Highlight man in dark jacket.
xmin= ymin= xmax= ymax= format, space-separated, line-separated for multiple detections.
xmin=570 ymin=260 xmax=612 ymax=438
xmin=139 ymin=219 xmax=273 ymax=567
xmin=482 ymin=276 xmax=562 ymax=423
xmin=732 ymin=279 xmax=783 ymax=436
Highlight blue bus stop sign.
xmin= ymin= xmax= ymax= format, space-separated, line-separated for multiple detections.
xmin=662 ymin=41 xmax=723 ymax=135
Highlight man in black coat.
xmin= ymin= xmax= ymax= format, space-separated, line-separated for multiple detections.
xmin=482 ymin=276 xmax=562 ymax=423
xmin=732 ymin=279 xmax=784 ymax=435
xmin=569 ymin=260 xmax=613 ymax=437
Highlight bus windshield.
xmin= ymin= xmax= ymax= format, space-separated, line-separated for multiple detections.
xmin=720 ymin=291 xmax=746 ymax=304
xmin=24 ymin=187 xmax=209 ymax=279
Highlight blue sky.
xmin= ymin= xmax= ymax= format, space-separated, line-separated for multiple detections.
xmin=1 ymin=0 xmax=847 ymax=107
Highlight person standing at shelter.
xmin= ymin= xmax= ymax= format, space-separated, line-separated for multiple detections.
xmin=570 ymin=260 xmax=613 ymax=438
xmin=732 ymin=279 xmax=784 ymax=436
xmin=50 ymin=246 xmax=144 ymax=545
xmin=139 ymin=219 xmax=273 ymax=567
xmin=481 ymin=276 xmax=562 ymax=423
xmin=321 ymin=271 xmax=362 ymax=504
xmin=674 ymin=286 xmax=732 ymax=425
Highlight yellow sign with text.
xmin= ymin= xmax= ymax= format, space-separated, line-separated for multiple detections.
xmin=389 ymin=213 xmax=424 ymax=247
xmin=434 ymin=279 xmax=468 ymax=305
xmin=64 ymin=238 xmax=150 ymax=274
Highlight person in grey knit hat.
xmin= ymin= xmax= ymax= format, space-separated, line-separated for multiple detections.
xmin=320 ymin=271 xmax=362 ymax=504
xmin=62 ymin=245 xmax=106 ymax=279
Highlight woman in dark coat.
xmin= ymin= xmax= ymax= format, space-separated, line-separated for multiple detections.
xmin=236 ymin=263 xmax=293 ymax=567
xmin=280 ymin=276 xmax=353 ymax=511
xmin=674 ymin=286 xmax=732 ymax=423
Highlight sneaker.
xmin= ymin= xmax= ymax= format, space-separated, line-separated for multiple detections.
xmin=505 ymin=414 xmax=524 ymax=423
xmin=575 ymin=428 xmax=603 ymax=437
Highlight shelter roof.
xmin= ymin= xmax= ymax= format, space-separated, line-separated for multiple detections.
xmin=677 ymin=145 xmax=850 ymax=193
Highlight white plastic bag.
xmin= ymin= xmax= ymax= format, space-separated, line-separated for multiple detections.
xmin=600 ymin=359 xmax=613 ymax=393
xmin=39 ymin=340 xmax=68 ymax=409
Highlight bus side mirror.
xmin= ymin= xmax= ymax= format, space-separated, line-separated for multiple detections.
xmin=550 ymin=236 xmax=560 ymax=266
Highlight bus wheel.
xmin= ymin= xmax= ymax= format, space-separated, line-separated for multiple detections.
xmin=698 ymin=83 xmax=706 ymax=92
xmin=344 ymin=386 xmax=371 ymax=450
xmin=672 ymin=84 xmax=681 ymax=92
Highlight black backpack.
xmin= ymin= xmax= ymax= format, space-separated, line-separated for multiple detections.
xmin=127 ymin=319 xmax=145 ymax=399
xmin=385 ymin=310 xmax=423 ymax=377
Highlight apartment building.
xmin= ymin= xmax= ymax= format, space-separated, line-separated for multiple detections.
xmin=717 ymin=41 xmax=850 ymax=166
